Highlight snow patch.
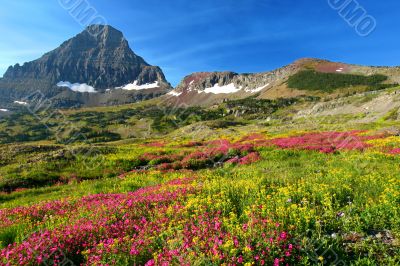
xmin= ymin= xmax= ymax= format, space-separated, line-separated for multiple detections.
xmin=0 ymin=109 xmax=9 ymax=112
xmin=186 ymin=80 xmax=196 ymax=91
xmin=14 ymin=101 xmax=28 ymax=105
xmin=203 ymin=83 xmax=240 ymax=94
xmin=116 ymin=81 xmax=159 ymax=91
xmin=245 ymin=84 xmax=270 ymax=93
xmin=167 ymin=90 xmax=183 ymax=97
xmin=57 ymin=81 xmax=97 ymax=93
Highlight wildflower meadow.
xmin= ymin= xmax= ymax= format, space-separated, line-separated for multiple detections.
xmin=1 ymin=129 xmax=399 ymax=265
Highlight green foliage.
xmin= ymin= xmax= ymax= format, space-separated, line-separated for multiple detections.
xmin=287 ymin=70 xmax=394 ymax=92
xmin=0 ymin=226 xmax=18 ymax=248
xmin=205 ymin=119 xmax=247 ymax=129
xmin=150 ymin=106 xmax=224 ymax=132
xmin=225 ymin=95 xmax=319 ymax=118
xmin=57 ymin=127 xmax=121 ymax=144
xmin=382 ymin=107 xmax=399 ymax=121
xmin=0 ymin=104 xmax=225 ymax=144
xmin=0 ymin=145 xmax=118 ymax=192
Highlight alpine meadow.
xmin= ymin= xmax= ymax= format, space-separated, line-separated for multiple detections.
xmin=0 ymin=1 xmax=399 ymax=265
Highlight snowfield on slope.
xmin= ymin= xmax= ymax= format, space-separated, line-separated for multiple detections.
xmin=117 ymin=81 xmax=159 ymax=91
xmin=167 ymin=90 xmax=183 ymax=97
xmin=203 ymin=83 xmax=241 ymax=94
xmin=244 ymin=84 xmax=270 ymax=93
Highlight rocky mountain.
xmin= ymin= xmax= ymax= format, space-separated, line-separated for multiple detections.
xmin=0 ymin=25 xmax=171 ymax=108
xmin=1 ymin=25 xmax=399 ymax=111
xmin=164 ymin=58 xmax=400 ymax=106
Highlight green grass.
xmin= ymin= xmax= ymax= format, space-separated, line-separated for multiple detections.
xmin=0 ymin=170 xmax=182 ymax=209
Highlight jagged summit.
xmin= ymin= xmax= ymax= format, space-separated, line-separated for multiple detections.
xmin=0 ymin=25 xmax=171 ymax=107
xmin=3 ymin=25 xmax=168 ymax=90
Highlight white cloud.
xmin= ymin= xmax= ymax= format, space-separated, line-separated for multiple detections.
xmin=116 ymin=80 xmax=159 ymax=91
xmin=57 ymin=81 xmax=97 ymax=93
xmin=203 ymin=83 xmax=241 ymax=94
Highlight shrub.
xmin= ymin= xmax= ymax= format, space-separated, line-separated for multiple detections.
xmin=287 ymin=70 xmax=390 ymax=92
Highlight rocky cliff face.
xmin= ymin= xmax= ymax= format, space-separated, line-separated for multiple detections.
xmin=164 ymin=62 xmax=300 ymax=106
xmin=0 ymin=25 xmax=171 ymax=108
xmin=3 ymin=25 xmax=168 ymax=89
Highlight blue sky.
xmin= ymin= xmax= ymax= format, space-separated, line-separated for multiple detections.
xmin=0 ymin=0 xmax=399 ymax=86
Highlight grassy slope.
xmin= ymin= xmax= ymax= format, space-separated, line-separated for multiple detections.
xmin=1 ymin=88 xmax=400 ymax=265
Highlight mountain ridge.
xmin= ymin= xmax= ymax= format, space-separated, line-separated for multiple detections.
xmin=0 ymin=25 xmax=171 ymax=108
xmin=163 ymin=58 xmax=400 ymax=106
xmin=1 ymin=25 xmax=400 ymax=109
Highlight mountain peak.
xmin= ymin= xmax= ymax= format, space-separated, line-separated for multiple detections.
xmin=86 ymin=24 xmax=119 ymax=32
xmin=2 ymin=25 xmax=167 ymax=89
xmin=79 ymin=24 xmax=127 ymax=49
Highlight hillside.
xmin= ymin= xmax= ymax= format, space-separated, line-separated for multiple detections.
xmin=164 ymin=58 xmax=400 ymax=106
xmin=1 ymin=86 xmax=400 ymax=264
